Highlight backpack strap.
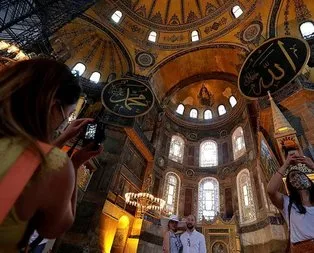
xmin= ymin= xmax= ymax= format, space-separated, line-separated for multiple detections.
xmin=0 ymin=142 xmax=53 ymax=223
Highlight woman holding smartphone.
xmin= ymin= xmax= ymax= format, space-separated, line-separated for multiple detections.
xmin=267 ymin=143 xmax=314 ymax=253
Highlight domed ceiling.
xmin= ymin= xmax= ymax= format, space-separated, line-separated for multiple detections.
xmin=171 ymin=80 xmax=238 ymax=108
xmin=118 ymin=0 xmax=244 ymax=29
xmin=50 ymin=17 xmax=132 ymax=82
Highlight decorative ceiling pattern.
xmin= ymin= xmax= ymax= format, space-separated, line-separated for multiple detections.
xmin=118 ymin=0 xmax=239 ymax=29
xmin=50 ymin=17 xmax=132 ymax=82
xmin=89 ymin=0 xmax=259 ymax=49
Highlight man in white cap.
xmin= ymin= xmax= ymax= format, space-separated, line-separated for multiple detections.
xmin=162 ymin=214 xmax=183 ymax=253
xmin=180 ymin=214 xmax=206 ymax=253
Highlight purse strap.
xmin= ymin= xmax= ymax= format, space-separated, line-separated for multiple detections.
xmin=0 ymin=142 xmax=53 ymax=223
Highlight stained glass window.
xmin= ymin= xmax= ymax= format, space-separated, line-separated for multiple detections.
xmin=190 ymin=108 xmax=198 ymax=118
xmin=176 ymin=104 xmax=185 ymax=115
xmin=232 ymin=126 xmax=246 ymax=160
xmin=191 ymin=30 xmax=200 ymax=42
xmin=200 ymin=140 xmax=218 ymax=167
xmin=198 ymin=177 xmax=219 ymax=221
xmin=218 ymin=105 xmax=226 ymax=116
xmin=237 ymin=169 xmax=256 ymax=223
xmin=169 ymin=135 xmax=185 ymax=163
xmin=229 ymin=96 xmax=237 ymax=107
xmin=232 ymin=5 xmax=243 ymax=18
xmin=163 ymin=172 xmax=180 ymax=215
xmin=204 ymin=110 xmax=212 ymax=120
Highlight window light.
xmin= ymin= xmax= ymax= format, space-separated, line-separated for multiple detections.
xmin=232 ymin=5 xmax=243 ymax=18
xmin=218 ymin=105 xmax=226 ymax=116
xmin=71 ymin=63 xmax=86 ymax=76
xmin=300 ymin=22 xmax=314 ymax=39
xmin=204 ymin=110 xmax=212 ymax=120
xmin=229 ymin=96 xmax=237 ymax=107
xmin=89 ymin=72 xmax=101 ymax=83
xmin=148 ymin=31 xmax=157 ymax=42
xmin=191 ymin=30 xmax=200 ymax=42
xmin=111 ymin=10 xmax=122 ymax=23
xmin=176 ymin=104 xmax=185 ymax=115
xmin=190 ymin=109 xmax=198 ymax=118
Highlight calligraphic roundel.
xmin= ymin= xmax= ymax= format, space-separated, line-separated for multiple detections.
xmin=101 ymin=78 xmax=155 ymax=118
xmin=238 ymin=37 xmax=310 ymax=99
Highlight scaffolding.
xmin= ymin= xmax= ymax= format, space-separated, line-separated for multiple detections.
xmin=0 ymin=0 xmax=97 ymax=54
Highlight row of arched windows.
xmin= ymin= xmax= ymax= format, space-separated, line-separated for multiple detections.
xmin=163 ymin=169 xmax=256 ymax=223
xmin=169 ymin=126 xmax=246 ymax=165
xmin=111 ymin=9 xmax=314 ymax=40
xmin=110 ymin=6 xmax=244 ymax=43
xmin=71 ymin=63 xmax=101 ymax=83
xmin=176 ymin=96 xmax=237 ymax=119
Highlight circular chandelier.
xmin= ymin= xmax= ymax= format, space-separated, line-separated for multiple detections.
xmin=125 ymin=192 xmax=166 ymax=215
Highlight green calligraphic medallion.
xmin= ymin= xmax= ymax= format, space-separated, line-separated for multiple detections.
xmin=101 ymin=78 xmax=155 ymax=118
xmin=238 ymin=37 xmax=310 ymax=99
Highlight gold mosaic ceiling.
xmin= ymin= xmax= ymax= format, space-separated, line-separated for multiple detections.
xmin=50 ymin=0 xmax=314 ymax=119
xmin=116 ymin=0 xmax=242 ymax=29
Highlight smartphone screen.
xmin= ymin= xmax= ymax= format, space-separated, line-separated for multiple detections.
xmin=85 ymin=123 xmax=97 ymax=140
xmin=288 ymin=150 xmax=298 ymax=156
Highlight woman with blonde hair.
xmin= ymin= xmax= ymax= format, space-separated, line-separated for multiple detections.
xmin=0 ymin=58 xmax=102 ymax=252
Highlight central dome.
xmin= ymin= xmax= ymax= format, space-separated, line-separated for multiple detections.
xmin=117 ymin=0 xmax=238 ymax=30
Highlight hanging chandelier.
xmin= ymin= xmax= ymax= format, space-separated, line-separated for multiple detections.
xmin=125 ymin=192 xmax=166 ymax=215
xmin=0 ymin=40 xmax=30 ymax=71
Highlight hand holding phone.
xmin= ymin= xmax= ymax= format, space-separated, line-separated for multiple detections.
xmin=83 ymin=121 xmax=105 ymax=150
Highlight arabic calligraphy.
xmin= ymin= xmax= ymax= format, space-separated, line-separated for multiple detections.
xmin=239 ymin=37 xmax=310 ymax=99
xmin=101 ymin=79 xmax=155 ymax=118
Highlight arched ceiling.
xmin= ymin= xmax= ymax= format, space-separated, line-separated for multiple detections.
xmin=50 ymin=17 xmax=132 ymax=83
xmin=149 ymin=44 xmax=248 ymax=103
xmin=116 ymin=0 xmax=248 ymax=29
xmin=50 ymin=0 xmax=314 ymax=124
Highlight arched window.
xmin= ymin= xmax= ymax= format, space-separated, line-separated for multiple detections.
xmin=190 ymin=108 xmax=198 ymax=118
xmin=176 ymin=104 xmax=185 ymax=115
xmin=300 ymin=21 xmax=314 ymax=39
xmin=232 ymin=5 xmax=243 ymax=18
xmin=218 ymin=105 xmax=226 ymax=116
xmin=204 ymin=110 xmax=212 ymax=120
xmin=111 ymin=10 xmax=122 ymax=23
xmin=71 ymin=63 xmax=86 ymax=76
xmin=200 ymin=140 xmax=218 ymax=167
xmin=232 ymin=126 xmax=246 ymax=160
xmin=229 ymin=96 xmax=237 ymax=107
xmin=169 ymin=135 xmax=185 ymax=163
xmin=237 ymin=169 xmax=256 ymax=224
xmin=163 ymin=172 xmax=180 ymax=215
xmin=148 ymin=31 xmax=157 ymax=42
xmin=89 ymin=72 xmax=101 ymax=83
xmin=191 ymin=30 xmax=200 ymax=42
xmin=198 ymin=177 xmax=219 ymax=221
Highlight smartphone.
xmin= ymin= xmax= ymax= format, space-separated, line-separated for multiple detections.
xmin=84 ymin=123 xmax=97 ymax=141
xmin=288 ymin=150 xmax=298 ymax=156
xmin=83 ymin=122 xmax=105 ymax=148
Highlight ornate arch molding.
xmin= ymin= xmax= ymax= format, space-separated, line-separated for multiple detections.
xmin=149 ymin=43 xmax=250 ymax=77
xmin=267 ymin=0 xmax=283 ymax=38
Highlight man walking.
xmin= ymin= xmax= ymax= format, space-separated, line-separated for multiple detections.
xmin=180 ymin=215 xmax=206 ymax=253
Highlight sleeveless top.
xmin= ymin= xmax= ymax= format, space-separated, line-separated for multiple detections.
xmin=0 ymin=138 xmax=67 ymax=253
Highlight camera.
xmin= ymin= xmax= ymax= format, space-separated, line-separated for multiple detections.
xmin=83 ymin=121 xmax=105 ymax=149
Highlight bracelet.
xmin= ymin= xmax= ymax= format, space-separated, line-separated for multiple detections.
xmin=276 ymin=171 xmax=284 ymax=177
